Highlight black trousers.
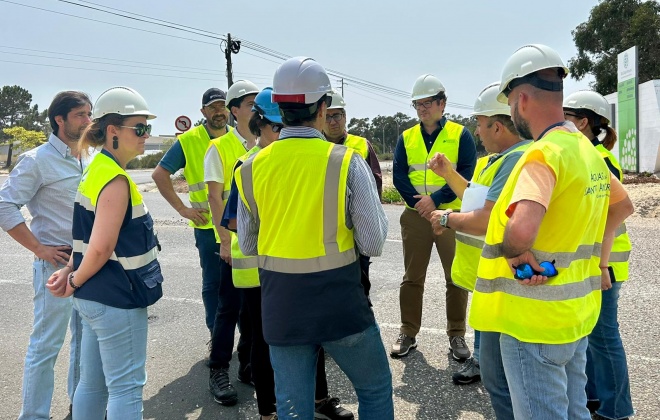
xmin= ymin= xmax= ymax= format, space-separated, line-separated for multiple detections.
xmin=209 ymin=259 xmax=251 ymax=369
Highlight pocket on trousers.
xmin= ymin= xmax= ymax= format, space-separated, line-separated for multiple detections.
xmin=136 ymin=260 xmax=164 ymax=289
xmin=74 ymin=298 xmax=106 ymax=320
xmin=538 ymin=341 xmax=579 ymax=366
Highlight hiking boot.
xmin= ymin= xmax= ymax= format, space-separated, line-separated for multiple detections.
xmin=451 ymin=357 xmax=481 ymax=385
xmin=449 ymin=336 xmax=471 ymax=361
xmin=209 ymin=367 xmax=238 ymax=406
xmin=314 ymin=397 xmax=354 ymax=420
xmin=390 ymin=333 xmax=417 ymax=358
xmin=238 ymin=362 xmax=254 ymax=386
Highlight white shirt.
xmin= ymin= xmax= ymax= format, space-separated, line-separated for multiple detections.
xmin=204 ymin=129 xmax=249 ymax=184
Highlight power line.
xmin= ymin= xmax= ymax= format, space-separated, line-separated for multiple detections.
xmin=0 ymin=59 xmax=225 ymax=82
xmin=5 ymin=0 xmax=475 ymax=109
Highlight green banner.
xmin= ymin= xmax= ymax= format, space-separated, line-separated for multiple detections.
xmin=617 ymin=47 xmax=638 ymax=172
xmin=617 ymin=78 xmax=638 ymax=172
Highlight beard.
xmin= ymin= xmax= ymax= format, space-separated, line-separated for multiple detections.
xmin=512 ymin=101 xmax=534 ymax=140
xmin=63 ymin=121 xmax=86 ymax=142
xmin=207 ymin=114 xmax=227 ymax=130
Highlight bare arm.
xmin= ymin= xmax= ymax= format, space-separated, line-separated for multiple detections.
xmin=599 ymin=177 xmax=634 ymax=289
xmin=502 ymin=200 xmax=545 ymax=258
xmin=428 ymin=152 xmax=469 ymax=200
xmin=444 ymin=200 xmax=494 ymax=236
xmin=48 ymin=176 xmax=129 ymax=297
xmin=152 ymin=165 xmax=208 ymax=226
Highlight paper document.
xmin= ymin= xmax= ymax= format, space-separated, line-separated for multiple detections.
xmin=458 ymin=183 xmax=490 ymax=242
xmin=460 ymin=183 xmax=490 ymax=213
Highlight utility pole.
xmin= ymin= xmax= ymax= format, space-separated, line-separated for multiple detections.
xmin=382 ymin=124 xmax=385 ymax=153
xmin=223 ymin=33 xmax=241 ymax=125
xmin=341 ymin=78 xmax=344 ymax=96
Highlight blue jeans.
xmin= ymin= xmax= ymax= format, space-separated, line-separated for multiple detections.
xmin=19 ymin=260 xmax=82 ymax=420
xmin=500 ymin=334 xmax=591 ymax=420
xmin=194 ymin=228 xmax=221 ymax=332
xmin=479 ymin=331 xmax=513 ymax=420
xmin=72 ymin=298 xmax=148 ymax=420
xmin=269 ymin=323 xmax=393 ymax=420
xmin=586 ymin=280 xmax=634 ymax=419
xmin=473 ymin=329 xmax=481 ymax=362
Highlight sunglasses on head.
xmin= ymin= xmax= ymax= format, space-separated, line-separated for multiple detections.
xmin=120 ymin=123 xmax=152 ymax=137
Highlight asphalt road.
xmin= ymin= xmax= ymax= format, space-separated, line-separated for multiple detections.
xmin=1 ymin=191 xmax=659 ymax=419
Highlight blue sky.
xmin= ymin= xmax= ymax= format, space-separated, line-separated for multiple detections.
xmin=0 ymin=0 xmax=598 ymax=136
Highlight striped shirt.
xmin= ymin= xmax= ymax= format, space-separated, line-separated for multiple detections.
xmin=237 ymin=126 xmax=388 ymax=257
xmin=0 ymin=134 xmax=82 ymax=246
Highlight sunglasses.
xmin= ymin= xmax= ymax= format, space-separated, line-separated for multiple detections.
xmin=120 ymin=123 xmax=152 ymax=137
xmin=513 ymin=260 xmax=558 ymax=280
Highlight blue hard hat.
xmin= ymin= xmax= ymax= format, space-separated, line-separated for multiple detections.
xmin=252 ymin=87 xmax=282 ymax=124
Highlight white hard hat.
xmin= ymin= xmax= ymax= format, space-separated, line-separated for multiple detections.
xmin=272 ymin=57 xmax=332 ymax=104
xmin=472 ymin=82 xmax=511 ymax=117
xmin=411 ymin=74 xmax=446 ymax=101
xmin=563 ymin=90 xmax=612 ymax=123
xmin=328 ymin=89 xmax=346 ymax=109
xmin=497 ymin=44 xmax=569 ymax=103
xmin=92 ymin=87 xmax=156 ymax=120
xmin=226 ymin=80 xmax=260 ymax=107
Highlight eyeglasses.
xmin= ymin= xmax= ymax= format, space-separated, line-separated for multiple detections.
xmin=513 ymin=260 xmax=558 ymax=280
xmin=325 ymin=113 xmax=344 ymax=122
xmin=120 ymin=123 xmax=152 ymax=137
xmin=204 ymin=103 xmax=226 ymax=113
xmin=411 ymin=99 xmax=437 ymax=110
xmin=563 ymin=112 xmax=581 ymax=119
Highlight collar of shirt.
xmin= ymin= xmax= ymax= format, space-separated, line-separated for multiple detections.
xmin=279 ymin=126 xmax=327 ymax=141
xmin=48 ymin=133 xmax=74 ymax=158
xmin=232 ymin=128 xmax=250 ymax=148
xmin=486 ymin=139 xmax=533 ymax=167
xmin=420 ymin=116 xmax=447 ymax=142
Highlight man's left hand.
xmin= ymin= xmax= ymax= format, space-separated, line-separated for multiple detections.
xmin=506 ymin=251 xmax=549 ymax=286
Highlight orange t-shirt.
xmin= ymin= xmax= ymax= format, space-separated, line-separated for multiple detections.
xmin=507 ymin=160 xmax=626 ymax=216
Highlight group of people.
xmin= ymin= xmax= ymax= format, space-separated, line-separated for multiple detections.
xmin=0 ymin=42 xmax=635 ymax=420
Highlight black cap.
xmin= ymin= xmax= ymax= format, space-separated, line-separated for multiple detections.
xmin=202 ymin=88 xmax=227 ymax=106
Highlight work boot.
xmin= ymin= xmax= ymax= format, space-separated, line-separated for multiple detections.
xmin=451 ymin=357 xmax=481 ymax=385
xmin=390 ymin=333 xmax=417 ymax=358
xmin=449 ymin=336 xmax=471 ymax=361
xmin=314 ymin=397 xmax=354 ymax=419
xmin=209 ymin=367 xmax=238 ymax=406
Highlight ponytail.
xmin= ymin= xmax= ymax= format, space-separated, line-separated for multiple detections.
xmin=601 ymin=125 xmax=617 ymax=151
xmin=79 ymin=114 xmax=125 ymax=157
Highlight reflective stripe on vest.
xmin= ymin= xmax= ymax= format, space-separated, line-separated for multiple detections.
xmin=231 ymin=146 xmax=261 ymax=288
xmin=344 ymin=134 xmax=369 ymax=159
xmin=403 ymin=121 xmax=464 ymax=210
xmin=209 ymin=131 xmax=249 ymax=243
xmin=236 ymin=138 xmax=356 ymax=274
xmin=178 ymin=125 xmax=214 ymax=229
xmin=469 ymin=131 xmax=609 ymax=344
xmin=595 ymin=143 xmax=631 ymax=281
xmin=451 ymin=143 xmax=531 ymax=292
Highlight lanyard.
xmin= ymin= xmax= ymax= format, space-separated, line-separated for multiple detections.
xmin=537 ymin=121 xmax=566 ymax=140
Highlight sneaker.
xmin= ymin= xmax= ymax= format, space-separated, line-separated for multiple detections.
xmin=209 ymin=367 xmax=238 ymax=406
xmin=238 ymin=362 xmax=254 ymax=386
xmin=448 ymin=336 xmax=471 ymax=361
xmin=314 ymin=397 xmax=354 ymax=420
xmin=451 ymin=357 xmax=481 ymax=385
xmin=390 ymin=333 xmax=417 ymax=358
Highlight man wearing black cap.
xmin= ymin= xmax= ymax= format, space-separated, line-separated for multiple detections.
xmin=152 ymin=88 xmax=230 ymax=339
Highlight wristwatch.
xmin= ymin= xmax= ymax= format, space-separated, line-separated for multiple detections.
xmin=439 ymin=211 xmax=452 ymax=229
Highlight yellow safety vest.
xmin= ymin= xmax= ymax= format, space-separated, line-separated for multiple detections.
xmin=452 ymin=142 xmax=530 ymax=291
xmin=235 ymin=138 xmax=356 ymax=273
xmin=344 ymin=134 xmax=369 ymax=159
xmin=73 ymin=150 xmax=162 ymax=308
xmin=208 ymin=130 xmax=248 ymax=243
xmin=595 ymin=143 xmax=631 ymax=281
xmin=231 ymin=146 xmax=261 ymax=288
xmin=470 ymin=130 xmax=610 ymax=344
xmin=403 ymin=120 xmax=464 ymax=210
xmin=178 ymin=125 xmax=214 ymax=229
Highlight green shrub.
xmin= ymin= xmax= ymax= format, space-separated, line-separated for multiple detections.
xmin=381 ymin=187 xmax=403 ymax=204
xmin=126 ymin=151 xmax=165 ymax=169
xmin=378 ymin=153 xmax=394 ymax=161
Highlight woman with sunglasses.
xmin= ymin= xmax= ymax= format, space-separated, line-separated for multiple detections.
xmin=563 ymin=90 xmax=634 ymax=420
xmin=47 ymin=87 xmax=163 ymax=420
